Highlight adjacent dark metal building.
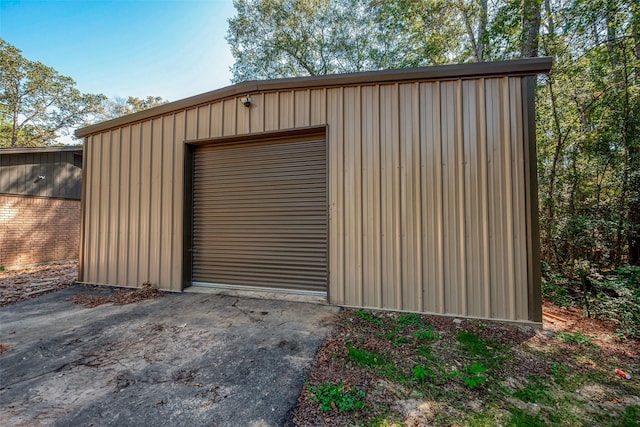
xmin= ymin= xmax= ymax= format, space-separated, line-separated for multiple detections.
xmin=0 ymin=146 xmax=83 ymax=268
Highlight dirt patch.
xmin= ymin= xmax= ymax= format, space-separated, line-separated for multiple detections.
xmin=0 ymin=287 xmax=339 ymax=426
xmin=542 ymin=301 xmax=637 ymax=361
xmin=71 ymin=282 xmax=164 ymax=307
xmin=0 ymin=262 xmax=77 ymax=307
xmin=292 ymin=307 xmax=639 ymax=426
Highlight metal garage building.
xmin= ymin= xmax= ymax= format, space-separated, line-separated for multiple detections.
xmin=75 ymin=58 xmax=552 ymax=325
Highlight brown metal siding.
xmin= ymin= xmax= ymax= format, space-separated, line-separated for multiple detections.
xmin=82 ymin=118 xmax=185 ymax=291
xmin=80 ymin=72 xmax=541 ymax=322
xmin=191 ymin=136 xmax=327 ymax=292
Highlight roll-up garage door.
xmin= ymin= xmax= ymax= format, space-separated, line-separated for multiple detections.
xmin=191 ymin=136 xmax=327 ymax=293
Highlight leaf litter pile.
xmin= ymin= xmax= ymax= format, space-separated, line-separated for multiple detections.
xmin=291 ymin=307 xmax=639 ymax=426
xmin=0 ymin=262 xmax=77 ymax=307
xmin=71 ymin=282 xmax=164 ymax=307
xmin=0 ymin=263 xmax=163 ymax=309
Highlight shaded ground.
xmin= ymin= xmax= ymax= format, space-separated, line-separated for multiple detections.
xmin=0 ymin=284 xmax=338 ymax=426
xmin=293 ymin=308 xmax=639 ymax=426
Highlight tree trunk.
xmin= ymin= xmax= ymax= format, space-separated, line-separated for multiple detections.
xmin=606 ymin=0 xmax=618 ymax=67
xmin=477 ymin=0 xmax=488 ymax=61
xmin=544 ymin=76 xmax=565 ymax=266
xmin=11 ymin=107 xmax=19 ymax=147
xmin=543 ymin=0 xmax=554 ymax=38
xmin=521 ymin=0 xmax=541 ymax=58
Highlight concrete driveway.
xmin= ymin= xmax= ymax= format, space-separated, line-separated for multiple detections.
xmin=0 ymin=286 xmax=338 ymax=426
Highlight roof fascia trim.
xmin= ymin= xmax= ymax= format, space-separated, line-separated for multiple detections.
xmin=76 ymin=57 xmax=552 ymax=137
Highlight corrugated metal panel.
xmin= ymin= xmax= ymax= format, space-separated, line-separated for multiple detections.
xmin=79 ymin=72 xmax=540 ymax=322
xmin=191 ymin=137 xmax=327 ymax=292
xmin=0 ymin=150 xmax=82 ymax=199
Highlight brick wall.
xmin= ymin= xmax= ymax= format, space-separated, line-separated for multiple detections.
xmin=0 ymin=195 xmax=80 ymax=269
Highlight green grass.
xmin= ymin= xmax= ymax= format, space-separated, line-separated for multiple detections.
xmin=462 ymin=362 xmax=488 ymax=389
xmin=457 ymin=330 xmax=498 ymax=359
xmin=355 ymin=309 xmax=384 ymax=326
xmin=414 ymin=327 xmax=441 ymax=341
xmin=385 ymin=332 xmax=409 ymax=347
xmin=508 ymin=408 xmax=546 ymax=427
xmin=395 ymin=313 xmax=424 ymax=329
xmin=412 ymin=364 xmax=437 ymax=383
xmin=302 ymin=309 xmax=639 ymax=426
xmin=512 ymin=375 xmax=552 ymax=404
xmin=346 ymin=344 xmax=387 ymax=367
xmin=308 ymin=382 xmax=366 ymax=413
xmin=557 ymin=331 xmax=599 ymax=348
xmin=621 ymin=405 xmax=640 ymax=427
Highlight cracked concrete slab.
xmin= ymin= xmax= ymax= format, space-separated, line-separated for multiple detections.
xmin=0 ymin=286 xmax=338 ymax=426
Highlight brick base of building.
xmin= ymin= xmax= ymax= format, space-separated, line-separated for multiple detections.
xmin=0 ymin=195 xmax=80 ymax=270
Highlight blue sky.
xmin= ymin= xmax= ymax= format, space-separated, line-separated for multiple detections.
xmin=0 ymin=0 xmax=236 ymax=102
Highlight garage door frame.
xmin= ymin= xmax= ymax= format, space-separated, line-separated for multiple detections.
xmin=182 ymin=125 xmax=328 ymax=295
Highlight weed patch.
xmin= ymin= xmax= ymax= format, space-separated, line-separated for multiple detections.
xmin=412 ymin=364 xmax=437 ymax=384
xmin=294 ymin=308 xmax=639 ymax=426
xmin=512 ymin=375 xmax=552 ymax=404
xmin=307 ymin=382 xmax=366 ymax=413
xmin=557 ymin=331 xmax=598 ymax=348
xmin=457 ymin=330 xmax=503 ymax=365
xmin=414 ymin=327 xmax=440 ymax=341
xmin=508 ymin=407 xmax=546 ymax=427
xmin=395 ymin=313 xmax=424 ymax=329
xmin=462 ymin=362 xmax=488 ymax=389
xmin=346 ymin=344 xmax=386 ymax=367
xmin=355 ymin=309 xmax=383 ymax=326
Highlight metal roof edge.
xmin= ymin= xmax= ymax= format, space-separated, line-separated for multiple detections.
xmin=0 ymin=146 xmax=83 ymax=154
xmin=75 ymin=57 xmax=552 ymax=137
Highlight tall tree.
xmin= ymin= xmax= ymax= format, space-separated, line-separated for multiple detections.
xmin=227 ymin=0 xmax=378 ymax=82
xmin=521 ymin=0 xmax=542 ymax=57
xmin=227 ymin=0 xmax=465 ymax=81
xmin=101 ymin=95 xmax=168 ymax=120
xmin=0 ymin=39 xmax=105 ymax=147
xmin=226 ymin=0 xmax=640 ymax=268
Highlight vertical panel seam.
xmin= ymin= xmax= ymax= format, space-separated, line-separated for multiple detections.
xmin=436 ymin=81 xmax=445 ymax=313
xmin=147 ymin=121 xmax=153 ymax=282
xmin=95 ymin=133 xmax=102 ymax=283
xmin=503 ymin=77 xmax=516 ymax=319
xmin=158 ymin=118 xmax=165 ymax=284
xmin=376 ymin=84 xmax=383 ymax=307
xmin=358 ymin=85 xmax=364 ymax=306
xmin=415 ymin=82 xmax=423 ymax=313
xmin=113 ymin=129 xmax=121 ymax=283
xmin=395 ymin=83 xmax=402 ymax=309
xmin=125 ymin=126 xmax=132 ymax=286
xmin=480 ymin=79 xmax=491 ymax=318
xmin=456 ymin=79 xmax=467 ymax=316
xmin=307 ymin=89 xmax=312 ymax=125
xmin=340 ymin=86 xmax=345 ymax=304
xmin=169 ymin=114 xmax=176 ymax=287
xmin=221 ymin=102 xmax=226 ymax=137
xmin=106 ymin=131 xmax=113 ymax=284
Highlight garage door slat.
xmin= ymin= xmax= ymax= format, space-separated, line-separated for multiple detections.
xmin=192 ymin=137 xmax=327 ymax=292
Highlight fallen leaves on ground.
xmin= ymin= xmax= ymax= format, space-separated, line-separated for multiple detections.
xmin=292 ymin=306 xmax=639 ymax=426
xmin=0 ymin=262 xmax=77 ymax=307
xmin=71 ymin=282 xmax=164 ymax=307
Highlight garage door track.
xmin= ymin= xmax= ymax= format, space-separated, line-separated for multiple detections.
xmin=0 ymin=286 xmax=338 ymax=426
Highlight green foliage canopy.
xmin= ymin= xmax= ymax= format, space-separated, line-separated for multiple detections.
xmin=0 ymin=38 xmax=106 ymax=147
xmin=227 ymin=0 xmax=640 ymax=268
